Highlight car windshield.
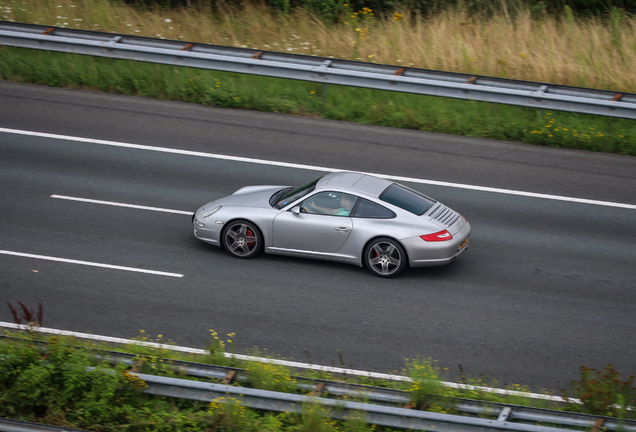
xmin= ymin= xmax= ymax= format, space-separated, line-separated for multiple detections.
xmin=273 ymin=176 xmax=322 ymax=209
xmin=379 ymin=184 xmax=436 ymax=215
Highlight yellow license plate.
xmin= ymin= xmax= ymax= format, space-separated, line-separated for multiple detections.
xmin=457 ymin=237 xmax=468 ymax=252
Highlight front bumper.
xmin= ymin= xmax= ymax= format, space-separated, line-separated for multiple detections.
xmin=193 ymin=212 xmax=222 ymax=246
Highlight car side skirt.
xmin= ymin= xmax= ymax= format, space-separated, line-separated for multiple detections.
xmin=266 ymin=247 xmax=360 ymax=266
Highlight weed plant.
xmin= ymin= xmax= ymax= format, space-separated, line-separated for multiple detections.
xmin=120 ymin=329 xmax=237 ymax=369
xmin=205 ymin=329 xmax=236 ymax=366
xmin=1 ymin=46 xmax=635 ymax=155
xmin=403 ymin=357 xmax=453 ymax=410
xmin=562 ymin=364 xmax=636 ymax=419
xmin=243 ymin=352 xmax=298 ymax=393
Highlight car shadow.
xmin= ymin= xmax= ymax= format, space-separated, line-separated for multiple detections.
xmin=191 ymin=236 xmax=470 ymax=281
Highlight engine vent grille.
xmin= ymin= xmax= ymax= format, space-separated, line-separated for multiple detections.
xmin=429 ymin=204 xmax=460 ymax=227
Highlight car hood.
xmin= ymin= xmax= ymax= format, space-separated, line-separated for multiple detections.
xmin=212 ymin=185 xmax=287 ymax=208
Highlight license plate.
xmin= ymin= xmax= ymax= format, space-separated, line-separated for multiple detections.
xmin=457 ymin=237 xmax=468 ymax=252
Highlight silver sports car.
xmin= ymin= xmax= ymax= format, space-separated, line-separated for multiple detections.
xmin=193 ymin=172 xmax=470 ymax=277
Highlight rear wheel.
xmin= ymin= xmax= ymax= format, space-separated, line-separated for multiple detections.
xmin=364 ymin=237 xmax=407 ymax=278
xmin=222 ymin=220 xmax=262 ymax=259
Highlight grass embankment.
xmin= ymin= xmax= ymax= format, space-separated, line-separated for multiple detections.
xmin=1 ymin=0 xmax=636 ymax=155
xmin=1 ymin=329 xmax=635 ymax=432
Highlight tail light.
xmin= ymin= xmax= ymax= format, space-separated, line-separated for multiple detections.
xmin=420 ymin=230 xmax=453 ymax=242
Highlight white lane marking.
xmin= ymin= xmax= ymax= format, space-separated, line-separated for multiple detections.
xmin=51 ymin=194 xmax=192 ymax=215
xmin=0 ymin=321 xmax=573 ymax=403
xmin=2 ymin=127 xmax=635 ymax=210
xmin=0 ymin=250 xmax=184 ymax=278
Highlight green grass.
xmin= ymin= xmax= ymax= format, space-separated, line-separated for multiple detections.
xmin=2 ymin=46 xmax=636 ymax=156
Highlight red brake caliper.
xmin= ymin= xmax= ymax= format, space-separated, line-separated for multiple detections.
xmin=247 ymin=229 xmax=255 ymax=246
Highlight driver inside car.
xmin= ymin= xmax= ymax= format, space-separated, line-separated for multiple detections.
xmin=303 ymin=193 xmax=355 ymax=216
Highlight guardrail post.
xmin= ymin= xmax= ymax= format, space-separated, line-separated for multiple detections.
xmin=535 ymin=85 xmax=549 ymax=118
xmin=311 ymin=382 xmax=326 ymax=396
xmin=497 ymin=406 xmax=512 ymax=421
xmin=221 ymin=370 xmax=237 ymax=384
xmin=320 ymin=60 xmax=333 ymax=102
xmin=590 ymin=418 xmax=606 ymax=432
xmin=129 ymin=358 xmax=145 ymax=372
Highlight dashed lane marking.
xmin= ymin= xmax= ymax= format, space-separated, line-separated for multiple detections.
xmin=0 ymin=250 xmax=184 ymax=278
xmin=51 ymin=195 xmax=192 ymax=215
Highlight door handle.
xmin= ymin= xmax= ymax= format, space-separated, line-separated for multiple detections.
xmin=335 ymin=227 xmax=350 ymax=232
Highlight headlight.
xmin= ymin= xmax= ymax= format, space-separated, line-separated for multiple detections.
xmin=201 ymin=205 xmax=222 ymax=218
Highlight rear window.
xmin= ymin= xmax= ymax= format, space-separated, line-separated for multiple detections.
xmin=379 ymin=184 xmax=436 ymax=216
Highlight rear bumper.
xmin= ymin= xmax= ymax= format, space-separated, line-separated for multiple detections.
xmin=403 ymin=222 xmax=471 ymax=268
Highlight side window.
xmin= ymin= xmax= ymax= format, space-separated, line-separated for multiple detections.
xmin=352 ymin=199 xmax=396 ymax=219
xmin=301 ymin=192 xmax=358 ymax=216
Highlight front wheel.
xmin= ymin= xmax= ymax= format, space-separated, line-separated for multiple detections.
xmin=364 ymin=238 xmax=407 ymax=278
xmin=222 ymin=220 xmax=262 ymax=259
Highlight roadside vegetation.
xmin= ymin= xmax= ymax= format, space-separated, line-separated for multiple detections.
xmin=1 ymin=0 xmax=635 ymax=154
xmin=1 ymin=320 xmax=635 ymax=431
xmin=3 ymin=0 xmax=636 ymax=91
xmin=2 ymin=46 xmax=635 ymax=155
xmin=0 ymin=330 xmax=399 ymax=431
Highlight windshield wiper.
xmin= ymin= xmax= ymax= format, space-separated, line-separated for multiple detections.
xmin=269 ymin=187 xmax=293 ymax=208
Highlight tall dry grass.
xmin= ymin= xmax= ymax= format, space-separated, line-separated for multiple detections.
xmin=2 ymin=0 xmax=635 ymax=92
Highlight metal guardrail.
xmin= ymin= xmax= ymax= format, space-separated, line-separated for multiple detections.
xmin=3 ymin=336 xmax=635 ymax=432
xmin=0 ymin=417 xmax=88 ymax=432
xmin=138 ymin=372 xmax=571 ymax=432
xmin=1 ymin=21 xmax=636 ymax=120
xmin=94 ymin=348 xmax=635 ymax=432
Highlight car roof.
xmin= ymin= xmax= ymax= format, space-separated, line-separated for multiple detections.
xmin=316 ymin=172 xmax=392 ymax=197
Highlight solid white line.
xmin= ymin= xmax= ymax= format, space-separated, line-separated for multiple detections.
xmin=0 ymin=250 xmax=184 ymax=278
xmin=0 ymin=321 xmax=573 ymax=403
xmin=1 ymin=127 xmax=635 ymax=210
xmin=51 ymin=194 xmax=192 ymax=215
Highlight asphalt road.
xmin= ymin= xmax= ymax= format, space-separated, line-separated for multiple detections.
xmin=1 ymin=81 xmax=635 ymax=392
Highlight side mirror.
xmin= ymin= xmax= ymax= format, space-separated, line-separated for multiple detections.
xmin=291 ymin=205 xmax=301 ymax=215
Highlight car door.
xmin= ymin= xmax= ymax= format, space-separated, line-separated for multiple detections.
xmin=272 ymin=191 xmax=356 ymax=253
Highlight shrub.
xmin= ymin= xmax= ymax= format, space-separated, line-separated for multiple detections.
xmin=562 ymin=364 xmax=636 ymax=419
xmin=403 ymin=357 xmax=449 ymax=409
